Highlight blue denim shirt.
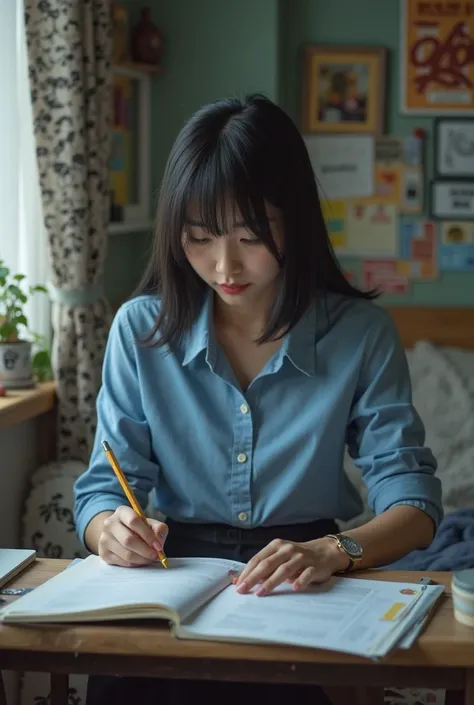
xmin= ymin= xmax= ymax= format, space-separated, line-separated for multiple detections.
xmin=74 ymin=292 xmax=442 ymax=546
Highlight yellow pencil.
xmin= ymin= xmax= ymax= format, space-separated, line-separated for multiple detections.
xmin=101 ymin=440 xmax=168 ymax=568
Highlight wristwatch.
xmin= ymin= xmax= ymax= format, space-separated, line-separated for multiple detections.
xmin=325 ymin=533 xmax=363 ymax=573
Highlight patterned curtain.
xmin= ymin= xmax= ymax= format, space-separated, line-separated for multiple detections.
xmin=25 ymin=0 xmax=113 ymax=462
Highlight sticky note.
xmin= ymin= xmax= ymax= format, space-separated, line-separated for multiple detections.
xmin=381 ymin=602 xmax=407 ymax=621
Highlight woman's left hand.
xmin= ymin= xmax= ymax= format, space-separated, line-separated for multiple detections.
xmin=234 ymin=537 xmax=350 ymax=596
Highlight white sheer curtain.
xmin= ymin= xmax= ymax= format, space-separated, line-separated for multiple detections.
xmin=0 ymin=0 xmax=50 ymax=343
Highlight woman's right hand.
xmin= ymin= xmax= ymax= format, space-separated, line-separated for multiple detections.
xmin=98 ymin=506 xmax=168 ymax=567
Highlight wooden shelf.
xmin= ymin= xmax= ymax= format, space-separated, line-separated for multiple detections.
xmin=0 ymin=380 xmax=56 ymax=431
xmin=112 ymin=62 xmax=164 ymax=79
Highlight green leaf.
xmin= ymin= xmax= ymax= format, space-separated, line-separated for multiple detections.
xmin=31 ymin=285 xmax=48 ymax=294
xmin=32 ymin=349 xmax=52 ymax=382
xmin=0 ymin=321 xmax=17 ymax=341
xmin=13 ymin=274 xmax=26 ymax=282
xmin=13 ymin=314 xmax=28 ymax=327
xmin=7 ymin=284 xmax=27 ymax=302
xmin=0 ymin=267 xmax=9 ymax=279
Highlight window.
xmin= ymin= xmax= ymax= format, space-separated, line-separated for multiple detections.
xmin=0 ymin=2 xmax=50 ymax=342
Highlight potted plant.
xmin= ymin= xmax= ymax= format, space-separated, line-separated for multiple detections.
xmin=0 ymin=259 xmax=49 ymax=389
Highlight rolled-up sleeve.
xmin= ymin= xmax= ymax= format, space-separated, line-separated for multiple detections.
xmin=74 ymin=306 xmax=160 ymax=548
xmin=346 ymin=311 xmax=443 ymax=530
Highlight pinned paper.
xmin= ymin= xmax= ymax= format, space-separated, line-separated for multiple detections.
xmin=441 ymin=221 xmax=474 ymax=245
xmin=346 ymin=203 xmax=398 ymax=257
xmin=363 ymin=260 xmax=410 ymax=294
xmin=321 ymin=200 xmax=346 ymax=250
xmin=305 ymin=135 xmax=374 ymax=200
xmin=402 ymin=168 xmax=423 ymax=214
xmin=439 ymin=244 xmax=474 ymax=272
xmin=399 ymin=219 xmax=438 ymax=279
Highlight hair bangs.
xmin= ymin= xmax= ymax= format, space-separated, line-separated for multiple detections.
xmin=179 ymin=133 xmax=281 ymax=260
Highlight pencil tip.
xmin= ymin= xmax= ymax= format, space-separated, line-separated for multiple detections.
xmin=101 ymin=440 xmax=110 ymax=451
xmin=162 ymin=558 xmax=169 ymax=569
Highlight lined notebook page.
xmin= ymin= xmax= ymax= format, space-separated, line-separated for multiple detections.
xmin=2 ymin=555 xmax=244 ymax=622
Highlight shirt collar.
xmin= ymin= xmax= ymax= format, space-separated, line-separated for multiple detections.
xmin=182 ymin=292 xmax=329 ymax=377
xmin=182 ymin=292 xmax=216 ymax=367
xmin=281 ymin=304 xmax=317 ymax=377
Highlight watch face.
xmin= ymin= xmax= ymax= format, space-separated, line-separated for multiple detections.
xmin=340 ymin=535 xmax=363 ymax=558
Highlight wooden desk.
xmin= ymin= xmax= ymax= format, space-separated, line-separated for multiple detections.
xmin=0 ymin=560 xmax=473 ymax=705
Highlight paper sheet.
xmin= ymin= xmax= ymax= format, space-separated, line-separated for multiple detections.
xmin=345 ymin=203 xmax=398 ymax=257
xmin=305 ymin=135 xmax=374 ymax=200
xmin=399 ymin=218 xmax=438 ymax=279
xmin=178 ymin=576 xmax=444 ymax=659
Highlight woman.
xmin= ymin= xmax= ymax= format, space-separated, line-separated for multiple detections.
xmin=74 ymin=94 xmax=442 ymax=705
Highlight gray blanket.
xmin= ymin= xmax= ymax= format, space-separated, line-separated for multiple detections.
xmin=381 ymin=508 xmax=474 ymax=571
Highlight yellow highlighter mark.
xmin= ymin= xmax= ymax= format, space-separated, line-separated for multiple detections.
xmin=381 ymin=602 xmax=407 ymax=621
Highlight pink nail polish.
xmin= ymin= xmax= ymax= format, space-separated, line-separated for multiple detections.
xmin=256 ymin=587 xmax=267 ymax=597
xmin=236 ymin=581 xmax=247 ymax=594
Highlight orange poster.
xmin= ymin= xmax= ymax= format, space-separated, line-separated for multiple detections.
xmin=401 ymin=0 xmax=474 ymax=113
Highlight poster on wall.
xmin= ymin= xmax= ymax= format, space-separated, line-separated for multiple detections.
xmin=345 ymin=203 xmax=398 ymax=257
xmin=399 ymin=218 xmax=438 ymax=279
xmin=362 ymin=260 xmax=410 ymax=294
xmin=304 ymin=135 xmax=374 ymax=199
xmin=431 ymin=181 xmax=474 ymax=220
xmin=441 ymin=221 xmax=474 ymax=244
xmin=400 ymin=0 xmax=474 ymax=114
xmin=435 ymin=118 xmax=474 ymax=177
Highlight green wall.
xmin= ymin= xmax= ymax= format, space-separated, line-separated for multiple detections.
xmin=106 ymin=0 xmax=279 ymax=305
xmin=106 ymin=0 xmax=474 ymax=307
xmin=279 ymin=0 xmax=474 ymax=306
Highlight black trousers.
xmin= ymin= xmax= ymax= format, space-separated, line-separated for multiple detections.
xmin=86 ymin=518 xmax=339 ymax=705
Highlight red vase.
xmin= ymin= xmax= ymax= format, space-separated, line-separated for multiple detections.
xmin=131 ymin=7 xmax=164 ymax=65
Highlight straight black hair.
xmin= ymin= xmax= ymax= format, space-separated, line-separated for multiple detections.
xmin=135 ymin=94 xmax=378 ymax=347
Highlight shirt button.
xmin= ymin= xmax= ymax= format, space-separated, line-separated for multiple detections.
xmin=237 ymin=453 xmax=247 ymax=463
xmin=238 ymin=512 xmax=248 ymax=522
xmin=240 ymin=403 xmax=249 ymax=414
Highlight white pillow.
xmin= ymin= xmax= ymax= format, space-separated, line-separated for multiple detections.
xmin=408 ymin=341 xmax=474 ymax=514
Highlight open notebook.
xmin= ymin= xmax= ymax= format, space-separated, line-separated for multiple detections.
xmin=0 ymin=555 xmax=444 ymax=659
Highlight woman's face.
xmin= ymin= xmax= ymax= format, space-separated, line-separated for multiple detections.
xmin=182 ymin=200 xmax=283 ymax=309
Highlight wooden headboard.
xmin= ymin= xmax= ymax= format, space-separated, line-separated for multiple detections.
xmin=387 ymin=307 xmax=474 ymax=350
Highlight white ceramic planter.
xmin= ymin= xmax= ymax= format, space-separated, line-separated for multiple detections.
xmin=0 ymin=341 xmax=34 ymax=389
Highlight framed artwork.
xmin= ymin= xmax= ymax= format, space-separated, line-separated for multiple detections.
xmin=400 ymin=0 xmax=474 ymax=114
xmin=301 ymin=45 xmax=387 ymax=134
xmin=434 ymin=118 xmax=474 ymax=178
xmin=430 ymin=180 xmax=474 ymax=220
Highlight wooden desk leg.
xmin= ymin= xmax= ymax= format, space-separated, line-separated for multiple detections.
xmin=50 ymin=673 xmax=69 ymax=705
xmin=464 ymin=670 xmax=474 ymax=705
xmin=0 ymin=672 xmax=7 ymax=705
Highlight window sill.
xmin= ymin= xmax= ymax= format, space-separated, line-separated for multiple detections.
xmin=0 ymin=381 xmax=56 ymax=431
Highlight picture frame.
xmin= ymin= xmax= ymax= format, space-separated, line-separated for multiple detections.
xmin=301 ymin=45 xmax=387 ymax=134
xmin=400 ymin=0 xmax=474 ymax=115
xmin=430 ymin=179 xmax=474 ymax=221
xmin=434 ymin=118 xmax=474 ymax=178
